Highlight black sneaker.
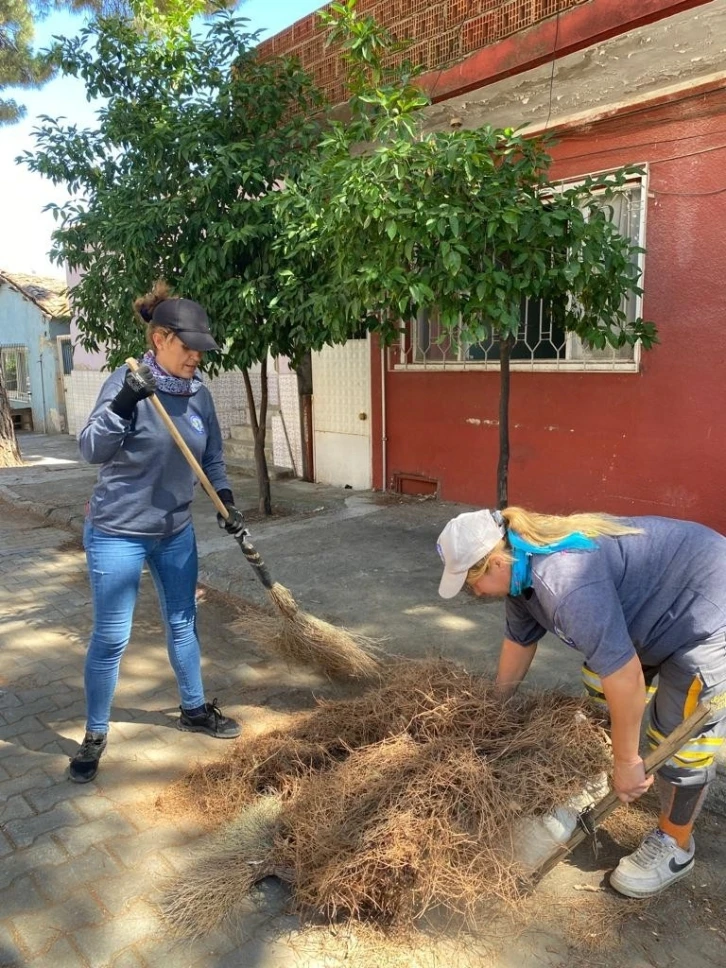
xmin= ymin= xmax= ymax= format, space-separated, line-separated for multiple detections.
xmin=69 ymin=731 xmax=107 ymax=783
xmin=178 ymin=699 xmax=241 ymax=739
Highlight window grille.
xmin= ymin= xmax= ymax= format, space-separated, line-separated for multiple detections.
xmin=395 ymin=171 xmax=646 ymax=373
xmin=0 ymin=345 xmax=31 ymax=402
xmin=58 ymin=335 xmax=75 ymax=375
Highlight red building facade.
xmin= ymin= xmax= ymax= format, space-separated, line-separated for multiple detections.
xmin=263 ymin=0 xmax=726 ymax=529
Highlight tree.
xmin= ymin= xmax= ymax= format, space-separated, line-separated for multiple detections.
xmin=0 ymin=363 xmax=22 ymax=467
xmin=278 ymin=0 xmax=658 ymax=507
xmin=21 ymin=7 xmax=325 ymax=513
xmin=0 ymin=0 xmax=232 ymax=468
xmin=1 ymin=0 xmax=54 ymax=124
xmin=1 ymin=0 xmax=209 ymax=125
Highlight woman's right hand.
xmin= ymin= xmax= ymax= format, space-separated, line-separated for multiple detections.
xmin=110 ymin=364 xmax=157 ymax=419
xmin=612 ymin=756 xmax=653 ymax=803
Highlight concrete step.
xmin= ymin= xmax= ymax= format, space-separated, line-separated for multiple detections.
xmin=224 ymin=455 xmax=295 ymax=481
xmin=224 ymin=437 xmax=274 ymax=463
xmin=228 ymin=412 xmax=278 ymax=443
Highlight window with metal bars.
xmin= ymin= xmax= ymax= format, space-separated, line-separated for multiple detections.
xmin=0 ymin=345 xmax=31 ymax=401
xmin=397 ymin=172 xmax=645 ymax=373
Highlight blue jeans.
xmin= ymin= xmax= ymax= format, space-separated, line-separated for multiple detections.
xmin=83 ymin=520 xmax=205 ymax=733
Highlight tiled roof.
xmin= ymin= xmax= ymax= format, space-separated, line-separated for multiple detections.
xmin=0 ymin=271 xmax=70 ymax=318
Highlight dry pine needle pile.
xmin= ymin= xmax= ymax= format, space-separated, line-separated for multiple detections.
xmin=163 ymin=660 xmax=611 ymax=936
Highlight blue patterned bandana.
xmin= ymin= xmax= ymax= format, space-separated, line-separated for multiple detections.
xmin=508 ymin=530 xmax=597 ymax=596
xmin=142 ymin=350 xmax=202 ymax=396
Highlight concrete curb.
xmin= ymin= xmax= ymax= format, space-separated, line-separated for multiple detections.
xmin=0 ymin=485 xmax=85 ymax=535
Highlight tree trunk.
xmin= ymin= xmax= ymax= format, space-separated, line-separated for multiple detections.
xmin=496 ymin=334 xmax=514 ymax=510
xmin=294 ymin=350 xmax=314 ymax=482
xmin=242 ymin=362 xmax=272 ymax=516
xmin=0 ymin=372 xmax=22 ymax=468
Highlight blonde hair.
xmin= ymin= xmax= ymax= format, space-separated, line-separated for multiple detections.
xmin=467 ymin=506 xmax=642 ymax=584
xmin=133 ymin=280 xmax=175 ymax=351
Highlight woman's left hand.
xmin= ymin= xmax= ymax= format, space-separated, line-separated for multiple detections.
xmin=218 ymin=503 xmax=247 ymax=538
xmin=612 ymin=757 xmax=653 ymax=803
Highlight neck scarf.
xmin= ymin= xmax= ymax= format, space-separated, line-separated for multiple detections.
xmin=143 ymin=350 xmax=202 ymax=396
xmin=508 ymin=530 xmax=597 ymax=596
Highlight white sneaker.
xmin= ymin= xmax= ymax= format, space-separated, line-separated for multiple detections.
xmin=610 ymin=828 xmax=695 ymax=898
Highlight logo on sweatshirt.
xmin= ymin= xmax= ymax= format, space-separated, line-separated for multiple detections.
xmin=189 ymin=415 xmax=205 ymax=435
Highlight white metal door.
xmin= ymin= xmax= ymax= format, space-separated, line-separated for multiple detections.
xmin=311 ymin=338 xmax=371 ymax=489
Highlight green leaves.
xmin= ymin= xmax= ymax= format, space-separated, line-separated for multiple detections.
xmin=23 ymin=0 xmax=655 ymax=393
xmin=1 ymin=0 xmax=55 ymax=124
xmin=441 ymin=244 xmax=461 ymax=275
xmin=22 ymin=8 xmax=327 ymax=371
xmin=284 ymin=103 xmax=645 ymax=349
xmin=283 ymin=81 xmax=653 ymax=353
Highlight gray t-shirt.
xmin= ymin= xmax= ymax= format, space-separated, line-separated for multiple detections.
xmin=505 ymin=516 xmax=726 ymax=677
xmin=79 ymin=365 xmax=230 ymax=538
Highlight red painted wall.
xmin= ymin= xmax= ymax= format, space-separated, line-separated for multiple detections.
xmin=372 ymin=86 xmax=726 ymax=529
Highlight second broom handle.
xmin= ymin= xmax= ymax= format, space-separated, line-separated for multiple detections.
xmin=125 ymin=357 xmax=229 ymax=519
xmin=534 ymin=699 xmax=712 ymax=880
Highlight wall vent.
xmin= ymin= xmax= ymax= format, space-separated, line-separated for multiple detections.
xmin=392 ymin=472 xmax=439 ymax=497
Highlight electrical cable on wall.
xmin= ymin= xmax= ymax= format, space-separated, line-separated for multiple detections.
xmin=650 ymin=184 xmax=726 ymax=197
xmin=544 ymin=4 xmax=562 ymax=131
xmin=556 ymin=138 xmax=726 ymax=170
xmin=543 ymin=82 xmax=726 ymax=152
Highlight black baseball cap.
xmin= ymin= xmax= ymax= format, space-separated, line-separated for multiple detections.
xmin=152 ymin=298 xmax=220 ymax=352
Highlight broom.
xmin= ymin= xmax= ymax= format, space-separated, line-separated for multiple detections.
xmin=126 ymin=358 xmax=380 ymax=681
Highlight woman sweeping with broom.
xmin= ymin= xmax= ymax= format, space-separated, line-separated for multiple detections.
xmin=436 ymin=507 xmax=726 ymax=899
xmin=71 ymin=282 xmax=246 ymax=783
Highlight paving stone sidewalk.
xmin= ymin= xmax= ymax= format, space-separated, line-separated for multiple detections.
xmin=2 ymin=434 xmax=725 ymax=968
xmin=0 ymin=507 xmax=345 ymax=968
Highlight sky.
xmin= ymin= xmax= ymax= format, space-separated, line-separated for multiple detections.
xmin=0 ymin=0 xmax=323 ymax=279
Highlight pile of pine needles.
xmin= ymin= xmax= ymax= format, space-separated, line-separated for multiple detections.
xmin=161 ymin=660 xmax=612 ymax=936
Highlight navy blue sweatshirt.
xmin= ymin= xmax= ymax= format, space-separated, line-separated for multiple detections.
xmin=505 ymin=516 xmax=726 ymax=678
xmin=79 ymin=365 xmax=230 ymax=537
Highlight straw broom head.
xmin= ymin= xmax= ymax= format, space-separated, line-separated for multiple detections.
xmin=263 ymin=582 xmax=382 ymax=681
xmin=162 ymin=796 xmax=284 ymax=937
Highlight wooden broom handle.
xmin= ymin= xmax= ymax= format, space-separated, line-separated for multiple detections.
xmin=534 ymin=699 xmax=713 ymax=879
xmin=126 ymin=357 xmax=229 ymax=519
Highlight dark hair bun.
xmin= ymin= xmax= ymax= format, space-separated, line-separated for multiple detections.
xmin=134 ymin=279 xmax=173 ymax=323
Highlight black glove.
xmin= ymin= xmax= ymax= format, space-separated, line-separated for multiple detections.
xmin=216 ymin=489 xmax=247 ymax=539
xmin=110 ymin=364 xmax=157 ymax=420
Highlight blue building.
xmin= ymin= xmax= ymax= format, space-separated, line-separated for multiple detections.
xmin=0 ymin=272 xmax=71 ymax=434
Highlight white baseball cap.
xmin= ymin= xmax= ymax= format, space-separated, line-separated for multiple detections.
xmin=436 ymin=510 xmax=506 ymax=599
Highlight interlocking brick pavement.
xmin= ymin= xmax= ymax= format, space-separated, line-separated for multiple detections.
xmin=3 ymin=435 xmax=726 ymax=968
xmin=0 ymin=506 xmax=341 ymax=968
